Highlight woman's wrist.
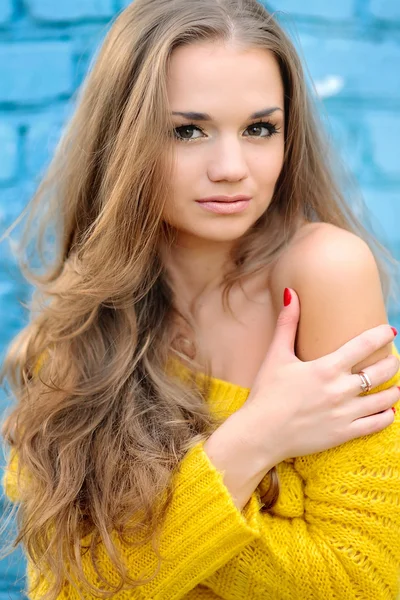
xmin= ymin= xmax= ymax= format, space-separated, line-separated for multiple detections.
xmin=203 ymin=409 xmax=278 ymax=511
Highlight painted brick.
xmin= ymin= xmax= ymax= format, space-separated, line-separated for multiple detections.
xmin=0 ymin=0 xmax=13 ymax=24
xmin=324 ymin=112 xmax=364 ymax=177
xmin=0 ymin=42 xmax=74 ymax=104
xmin=26 ymin=120 xmax=63 ymax=176
xmin=0 ymin=180 xmax=35 ymax=227
xmin=363 ymin=188 xmax=400 ymax=246
xmin=370 ymin=0 xmax=400 ymax=19
xmin=266 ymin=0 xmax=353 ymax=19
xmin=299 ymin=36 xmax=400 ymax=101
xmin=28 ymin=0 xmax=114 ymax=21
xmin=366 ymin=113 xmax=400 ymax=179
xmin=1 ymin=0 xmax=400 ymax=593
xmin=0 ymin=123 xmax=18 ymax=182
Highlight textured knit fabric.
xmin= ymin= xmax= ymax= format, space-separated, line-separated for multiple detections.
xmin=3 ymin=344 xmax=400 ymax=599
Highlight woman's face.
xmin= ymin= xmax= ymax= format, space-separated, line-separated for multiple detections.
xmin=164 ymin=41 xmax=285 ymax=246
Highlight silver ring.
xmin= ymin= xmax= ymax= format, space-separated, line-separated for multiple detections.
xmin=358 ymin=370 xmax=372 ymax=393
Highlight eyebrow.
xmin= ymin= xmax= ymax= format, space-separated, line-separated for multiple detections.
xmin=171 ymin=107 xmax=283 ymax=121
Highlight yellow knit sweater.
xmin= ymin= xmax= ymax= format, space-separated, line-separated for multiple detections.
xmin=3 ymin=345 xmax=400 ymax=599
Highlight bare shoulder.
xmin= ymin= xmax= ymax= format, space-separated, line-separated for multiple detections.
xmin=280 ymin=221 xmax=374 ymax=276
xmin=269 ymin=221 xmax=391 ymax=368
xmin=269 ymin=221 xmax=371 ymax=309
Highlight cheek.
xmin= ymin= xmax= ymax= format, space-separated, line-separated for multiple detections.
xmin=255 ymin=146 xmax=284 ymax=185
xmin=163 ymin=154 xmax=197 ymax=222
xmin=171 ymin=151 xmax=199 ymax=192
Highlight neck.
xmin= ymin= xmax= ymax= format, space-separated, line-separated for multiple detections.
xmin=162 ymin=235 xmax=235 ymax=312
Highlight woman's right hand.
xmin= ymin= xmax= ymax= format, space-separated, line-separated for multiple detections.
xmin=237 ymin=287 xmax=399 ymax=465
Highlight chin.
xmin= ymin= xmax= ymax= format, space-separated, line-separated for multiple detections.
xmin=183 ymin=220 xmax=255 ymax=244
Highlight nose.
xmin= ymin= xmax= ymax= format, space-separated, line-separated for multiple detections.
xmin=207 ymin=136 xmax=249 ymax=183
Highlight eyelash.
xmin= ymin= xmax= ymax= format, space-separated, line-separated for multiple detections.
xmin=173 ymin=120 xmax=281 ymax=143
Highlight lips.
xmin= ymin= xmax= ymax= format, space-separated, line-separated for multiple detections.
xmin=196 ymin=195 xmax=252 ymax=203
xmin=195 ymin=198 xmax=251 ymax=215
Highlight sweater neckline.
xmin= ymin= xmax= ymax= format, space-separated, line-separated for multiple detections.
xmin=167 ymin=355 xmax=250 ymax=392
xmin=166 ymin=356 xmax=251 ymax=417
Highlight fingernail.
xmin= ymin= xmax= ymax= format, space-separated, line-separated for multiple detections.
xmin=392 ymin=407 xmax=396 ymax=414
xmin=391 ymin=327 xmax=398 ymax=337
xmin=283 ymin=288 xmax=292 ymax=307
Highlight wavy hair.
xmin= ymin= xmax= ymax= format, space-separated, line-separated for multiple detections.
xmin=1 ymin=0 xmax=399 ymax=597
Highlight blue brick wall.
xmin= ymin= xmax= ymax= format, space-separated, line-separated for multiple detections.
xmin=1 ymin=1 xmax=400 ymax=597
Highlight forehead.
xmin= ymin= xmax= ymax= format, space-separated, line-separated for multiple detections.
xmin=167 ymin=42 xmax=284 ymax=115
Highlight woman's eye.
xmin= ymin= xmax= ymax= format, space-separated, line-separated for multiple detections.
xmin=244 ymin=121 xmax=279 ymax=138
xmin=173 ymin=120 xmax=279 ymax=142
xmin=173 ymin=125 xmax=204 ymax=142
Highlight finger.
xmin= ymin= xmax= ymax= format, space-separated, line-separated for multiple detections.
xmin=348 ymin=407 xmax=395 ymax=440
xmin=322 ymin=324 xmax=396 ymax=373
xmin=350 ymin=354 xmax=400 ymax=396
xmin=351 ymin=386 xmax=399 ymax=420
xmin=269 ymin=287 xmax=300 ymax=359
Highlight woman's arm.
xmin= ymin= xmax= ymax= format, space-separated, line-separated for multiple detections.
xmin=3 ymin=436 xmax=265 ymax=600
xmin=202 ymin=226 xmax=400 ymax=599
xmin=203 ymin=357 xmax=399 ymax=599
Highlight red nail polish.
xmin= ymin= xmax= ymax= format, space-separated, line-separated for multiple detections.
xmin=391 ymin=327 xmax=398 ymax=337
xmin=284 ymin=288 xmax=292 ymax=307
xmin=392 ymin=407 xmax=396 ymax=414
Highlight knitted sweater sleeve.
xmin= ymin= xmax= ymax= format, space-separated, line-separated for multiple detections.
xmin=3 ymin=438 xmax=264 ymax=599
xmin=202 ymin=352 xmax=400 ymax=600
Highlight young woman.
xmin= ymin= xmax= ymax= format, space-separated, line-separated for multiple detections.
xmin=1 ymin=0 xmax=400 ymax=598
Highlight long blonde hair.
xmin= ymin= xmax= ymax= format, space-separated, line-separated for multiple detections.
xmin=1 ymin=0 xmax=399 ymax=598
